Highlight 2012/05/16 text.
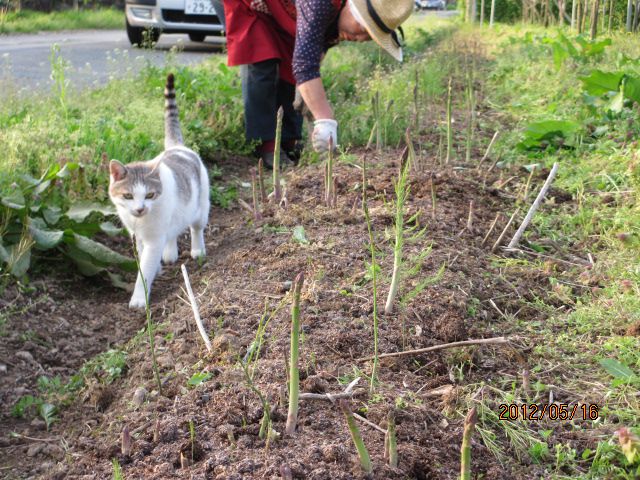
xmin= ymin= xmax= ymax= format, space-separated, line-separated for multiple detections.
xmin=498 ymin=404 xmax=599 ymax=421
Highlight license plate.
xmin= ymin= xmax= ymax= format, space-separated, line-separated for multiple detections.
xmin=184 ymin=0 xmax=216 ymax=15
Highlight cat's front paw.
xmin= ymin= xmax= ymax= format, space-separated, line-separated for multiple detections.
xmin=128 ymin=294 xmax=147 ymax=309
xmin=190 ymin=249 xmax=206 ymax=260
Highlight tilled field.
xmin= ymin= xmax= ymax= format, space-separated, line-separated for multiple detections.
xmin=1 ymin=150 xmax=564 ymax=479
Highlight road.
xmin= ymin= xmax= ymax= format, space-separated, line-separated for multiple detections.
xmin=0 ymin=10 xmax=457 ymax=97
xmin=0 ymin=30 xmax=225 ymax=96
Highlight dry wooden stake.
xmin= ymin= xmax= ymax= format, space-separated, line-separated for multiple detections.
xmin=491 ymin=208 xmax=520 ymax=253
xmin=477 ymin=130 xmax=499 ymax=169
xmin=481 ymin=212 xmax=501 ymax=246
xmin=180 ymin=264 xmax=212 ymax=352
xmin=467 ymin=200 xmax=474 ymax=232
xmin=507 ymin=162 xmax=559 ymax=249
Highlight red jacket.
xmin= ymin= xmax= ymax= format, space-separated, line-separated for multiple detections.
xmin=223 ymin=0 xmax=342 ymax=84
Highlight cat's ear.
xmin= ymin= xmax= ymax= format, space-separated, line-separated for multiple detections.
xmin=109 ymin=160 xmax=127 ymax=181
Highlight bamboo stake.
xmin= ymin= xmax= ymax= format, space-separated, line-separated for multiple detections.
xmin=356 ymin=336 xmax=510 ymax=362
xmin=480 ymin=0 xmax=486 ymax=24
xmin=507 ymin=162 xmax=558 ymax=249
xmin=181 ymin=265 xmax=213 ymax=352
xmin=627 ymin=0 xmax=633 ymax=30
xmin=572 ymin=0 xmax=578 ymax=28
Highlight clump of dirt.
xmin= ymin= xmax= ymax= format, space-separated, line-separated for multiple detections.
xmin=1 ymin=148 xmax=565 ymax=479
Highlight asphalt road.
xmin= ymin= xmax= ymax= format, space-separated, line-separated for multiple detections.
xmin=0 ymin=10 xmax=457 ymax=97
xmin=0 ymin=30 xmax=225 ymax=96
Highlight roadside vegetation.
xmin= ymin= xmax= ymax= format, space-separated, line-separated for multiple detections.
xmin=0 ymin=6 xmax=122 ymax=33
xmin=1 ymin=8 xmax=640 ymax=479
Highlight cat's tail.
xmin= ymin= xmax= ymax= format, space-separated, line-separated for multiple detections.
xmin=164 ymin=73 xmax=184 ymax=149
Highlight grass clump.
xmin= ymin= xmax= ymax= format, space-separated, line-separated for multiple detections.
xmin=0 ymin=7 xmax=123 ymax=34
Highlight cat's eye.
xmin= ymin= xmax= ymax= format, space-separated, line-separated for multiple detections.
xmin=145 ymin=192 xmax=156 ymax=199
xmin=123 ymin=193 xmax=133 ymax=200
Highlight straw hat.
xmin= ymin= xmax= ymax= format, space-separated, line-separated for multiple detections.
xmin=349 ymin=0 xmax=414 ymax=62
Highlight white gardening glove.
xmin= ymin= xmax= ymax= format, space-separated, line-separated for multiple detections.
xmin=312 ymin=119 xmax=338 ymax=153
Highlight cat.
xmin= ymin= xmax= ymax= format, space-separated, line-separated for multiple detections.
xmin=108 ymin=73 xmax=210 ymax=309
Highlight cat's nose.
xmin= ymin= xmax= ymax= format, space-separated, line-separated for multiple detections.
xmin=136 ymin=207 xmax=145 ymax=215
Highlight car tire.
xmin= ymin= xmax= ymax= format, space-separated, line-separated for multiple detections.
xmin=127 ymin=20 xmax=160 ymax=47
xmin=188 ymin=33 xmax=206 ymax=42
xmin=126 ymin=19 xmax=144 ymax=46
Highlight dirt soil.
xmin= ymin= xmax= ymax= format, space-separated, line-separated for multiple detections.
xmin=0 ymin=148 xmax=572 ymax=479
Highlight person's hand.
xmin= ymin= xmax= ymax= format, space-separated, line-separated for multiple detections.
xmin=312 ymin=119 xmax=338 ymax=153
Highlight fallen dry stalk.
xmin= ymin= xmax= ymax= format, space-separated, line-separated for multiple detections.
xmin=491 ymin=208 xmax=520 ymax=253
xmin=356 ymin=336 xmax=510 ymax=362
xmin=481 ymin=212 xmax=501 ymax=246
xmin=180 ymin=264 xmax=212 ymax=352
xmin=507 ymin=162 xmax=559 ymax=249
xmin=477 ymin=130 xmax=499 ymax=169
xmin=466 ymin=200 xmax=474 ymax=232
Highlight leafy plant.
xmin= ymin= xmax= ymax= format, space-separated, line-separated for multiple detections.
xmin=187 ymin=371 xmax=212 ymax=388
xmin=0 ymin=162 xmax=135 ymax=283
xmin=80 ymin=349 xmax=127 ymax=384
xmin=517 ymin=119 xmax=581 ymax=150
xmin=38 ymin=402 xmax=57 ymax=431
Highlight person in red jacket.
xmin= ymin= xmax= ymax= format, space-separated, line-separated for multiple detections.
xmin=223 ymin=0 xmax=413 ymax=168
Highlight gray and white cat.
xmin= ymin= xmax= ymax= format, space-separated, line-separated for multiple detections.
xmin=108 ymin=73 xmax=210 ymax=309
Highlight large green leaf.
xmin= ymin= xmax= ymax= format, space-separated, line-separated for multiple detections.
xmin=519 ymin=119 xmax=580 ymax=150
xmin=65 ymin=203 xmax=117 ymax=223
xmin=42 ymin=206 xmax=62 ymax=226
xmin=624 ymin=75 xmax=640 ymax=104
xmin=6 ymin=244 xmax=31 ymax=277
xmin=0 ymin=241 xmax=9 ymax=263
xmin=1 ymin=190 xmax=26 ymax=210
xmin=100 ymin=222 xmax=124 ymax=237
xmin=579 ymin=70 xmax=624 ymax=95
xmin=68 ymin=233 xmax=136 ymax=270
xmin=28 ymin=223 xmax=64 ymax=250
xmin=64 ymin=244 xmax=106 ymax=276
xmin=600 ymin=358 xmax=635 ymax=381
xmin=607 ymin=82 xmax=626 ymax=113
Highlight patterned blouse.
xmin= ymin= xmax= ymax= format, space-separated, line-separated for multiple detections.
xmin=293 ymin=0 xmax=343 ymax=84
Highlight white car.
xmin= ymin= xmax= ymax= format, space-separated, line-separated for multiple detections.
xmin=125 ymin=0 xmax=225 ymax=45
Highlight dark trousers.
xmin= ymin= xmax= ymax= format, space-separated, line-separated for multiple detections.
xmin=240 ymin=59 xmax=303 ymax=149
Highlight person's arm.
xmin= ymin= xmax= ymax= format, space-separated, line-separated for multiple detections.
xmin=297 ymin=77 xmax=333 ymax=120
